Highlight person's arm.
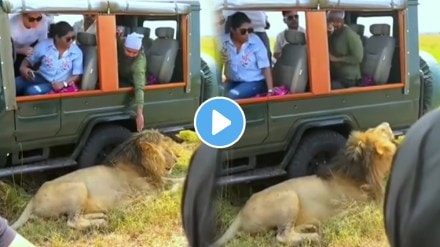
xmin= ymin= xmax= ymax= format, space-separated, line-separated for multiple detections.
xmin=66 ymin=48 xmax=83 ymax=84
xmin=273 ymin=32 xmax=283 ymax=59
xmin=132 ymin=53 xmax=147 ymax=113
xmin=254 ymin=36 xmax=273 ymax=91
xmin=336 ymin=30 xmax=364 ymax=64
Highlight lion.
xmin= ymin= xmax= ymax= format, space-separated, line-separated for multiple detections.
xmin=210 ymin=122 xmax=399 ymax=247
xmin=10 ymin=129 xmax=184 ymax=230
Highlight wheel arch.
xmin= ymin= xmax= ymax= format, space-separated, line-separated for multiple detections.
xmin=279 ymin=115 xmax=356 ymax=170
xmin=71 ymin=114 xmax=134 ymax=160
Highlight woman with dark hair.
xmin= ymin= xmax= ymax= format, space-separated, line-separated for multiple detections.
xmin=219 ymin=11 xmax=274 ymax=99
xmin=15 ymin=21 xmax=83 ymax=96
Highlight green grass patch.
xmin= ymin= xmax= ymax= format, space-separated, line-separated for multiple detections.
xmin=420 ymin=34 xmax=440 ymax=63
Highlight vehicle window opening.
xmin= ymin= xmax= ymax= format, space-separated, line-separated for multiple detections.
xmin=328 ymin=10 xmax=402 ymax=91
xmin=9 ymin=13 xmax=102 ymax=101
xmin=115 ymin=14 xmax=184 ymax=89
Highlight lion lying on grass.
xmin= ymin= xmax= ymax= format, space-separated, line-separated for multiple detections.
xmin=211 ymin=122 xmax=399 ymax=247
xmin=10 ymin=129 xmax=185 ymax=230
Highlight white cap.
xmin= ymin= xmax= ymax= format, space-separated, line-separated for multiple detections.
xmin=124 ymin=32 xmax=144 ymax=50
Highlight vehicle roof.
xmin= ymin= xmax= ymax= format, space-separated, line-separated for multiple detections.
xmin=214 ymin=0 xmax=408 ymax=10
xmin=0 ymin=0 xmax=201 ymax=14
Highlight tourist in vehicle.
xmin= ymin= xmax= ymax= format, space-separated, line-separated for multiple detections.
xmin=73 ymin=14 xmax=96 ymax=34
xmin=15 ymin=21 xmax=83 ymax=96
xmin=273 ymin=10 xmax=305 ymax=60
xmin=117 ymin=32 xmax=147 ymax=132
xmin=223 ymin=10 xmax=272 ymax=65
xmin=220 ymin=12 xmax=274 ymax=99
xmin=327 ymin=10 xmax=364 ymax=89
xmin=9 ymin=12 xmax=53 ymax=76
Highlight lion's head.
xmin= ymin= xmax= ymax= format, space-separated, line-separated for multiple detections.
xmin=106 ymin=129 xmax=178 ymax=187
xmin=316 ymin=122 xmax=398 ymax=201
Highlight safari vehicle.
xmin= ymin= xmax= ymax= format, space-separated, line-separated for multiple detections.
xmin=0 ymin=0 xmax=213 ymax=175
xmin=0 ymin=0 xmax=439 ymax=185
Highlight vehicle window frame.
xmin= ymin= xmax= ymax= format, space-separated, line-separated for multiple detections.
xmin=15 ymin=12 xmax=190 ymax=103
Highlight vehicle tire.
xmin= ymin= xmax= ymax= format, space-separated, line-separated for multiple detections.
xmin=286 ymin=130 xmax=347 ymax=178
xmin=77 ymin=124 xmax=133 ymax=168
xmin=420 ymin=56 xmax=434 ymax=115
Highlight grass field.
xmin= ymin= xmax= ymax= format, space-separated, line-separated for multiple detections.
xmin=0 ymin=132 xmax=390 ymax=247
xmin=0 ymin=35 xmax=438 ymax=247
xmin=419 ymin=34 xmax=440 ymax=62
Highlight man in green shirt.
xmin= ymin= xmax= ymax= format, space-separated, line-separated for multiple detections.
xmin=327 ymin=11 xmax=364 ymax=89
xmin=117 ymin=32 xmax=147 ymax=132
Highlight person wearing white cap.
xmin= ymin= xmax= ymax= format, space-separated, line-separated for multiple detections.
xmin=117 ymin=32 xmax=147 ymax=132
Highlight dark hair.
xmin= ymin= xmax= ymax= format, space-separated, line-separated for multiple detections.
xmin=229 ymin=11 xmax=251 ymax=29
xmin=48 ymin=21 xmax=73 ymax=39
xmin=282 ymin=11 xmax=290 ymax=16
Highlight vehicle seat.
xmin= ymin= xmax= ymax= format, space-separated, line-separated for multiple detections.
xmin=349 ymin=24 xmax=367 ymax=46
xmin=362 ymin=23 xmax=396 ymax=85
xmin=77 ymin=32 xmax=98 ymax=90
xmin=133 ymin=27 xmax=153 ymax=56
xmin=147 ymin=27 xmax=178 ymax=83
xmin=272 ymin=30 xmax=308 ymax=93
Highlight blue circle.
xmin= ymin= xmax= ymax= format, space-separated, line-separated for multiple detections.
xmin=194 ymin=97 xmax=246 ymax=149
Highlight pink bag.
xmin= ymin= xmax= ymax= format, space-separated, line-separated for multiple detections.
xmin=48 ymin=83 xmax=79 ymax=94
xmin=255 ymin=85 xmax=290 ymax=97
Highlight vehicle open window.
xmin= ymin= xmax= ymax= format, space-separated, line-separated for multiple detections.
xmin=327 ymin=10 xmax=404 ymax=91
xmin=10 ymin=13 xmax=102 ymax=102
xmin=115 ymin=14 xmax=186 ymax=90
xmin=218 ymin=9 xmax=311 ymax=103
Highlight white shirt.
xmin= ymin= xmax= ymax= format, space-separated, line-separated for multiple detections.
xmin=273 ymin=27 xmax=306 ymax=54
xmin=223 ymin=11 xmax=268 ymax=32
xmin=9 ymin=14 xmax=52 ymax=48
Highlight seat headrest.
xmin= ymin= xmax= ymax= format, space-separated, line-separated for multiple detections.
xmin=349 ymin=24 xmax=365 ymax=36
xmin=284 ymin=30 xmax=306 ymax=45
xmin=133 ymin=27 xmax=151 ymax=38
xmin=76 ymin=32 xmax=97 ymax=46
xmin=370 ymin=24 xmax=391 ymax=36
xmin=155 ymin=27 xmax=174 ymax=39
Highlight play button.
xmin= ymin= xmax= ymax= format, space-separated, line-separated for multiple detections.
xmin=194 ymin=97 xmax=246 ymax=148
xmin=212 ymin=110 xmax=231 ymax=135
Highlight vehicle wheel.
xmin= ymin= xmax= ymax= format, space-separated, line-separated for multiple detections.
xmin=77 ymin=124 xmax=133 ymax=168
xmin=286 ymin=130 xmax=347 ymax=178
xmin=420 ymin=56 xmax=433 ymax=115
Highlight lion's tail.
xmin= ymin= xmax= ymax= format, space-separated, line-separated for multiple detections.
xmin=10 ymin=198 xmax=34 ymax=230
xmin=210 ymin=214 xmax=242 ymax=247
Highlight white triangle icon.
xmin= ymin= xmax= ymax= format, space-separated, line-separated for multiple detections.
xmin=212 ymin=110 xmax=231 ymax=135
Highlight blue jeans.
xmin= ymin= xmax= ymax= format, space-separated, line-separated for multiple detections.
xmin=16 ymin=73 xmax=52 ymax=96
xmin=225 ymin=80 xmax=267 ymax=100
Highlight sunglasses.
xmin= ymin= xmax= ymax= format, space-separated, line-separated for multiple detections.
xmin=239 ymin=28 xmax=254 ymax=35
xmin=27 ymin=16 xmax=43 ymax=22
xmin=284 ymin=15 xmax=299 ymax=21
xmin=64 ymin=35 xmax=76 ymax=42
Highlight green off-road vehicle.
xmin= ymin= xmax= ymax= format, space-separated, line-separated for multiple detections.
xmin=0 ymin=0 xmax=439 ymax=184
